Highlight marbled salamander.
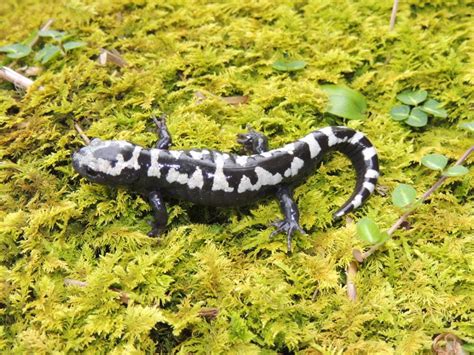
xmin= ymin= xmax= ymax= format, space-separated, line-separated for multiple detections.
xmin=72 ymin=116 xmax=379 ymax=251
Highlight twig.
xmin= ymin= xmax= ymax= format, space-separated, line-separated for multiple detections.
xmin=64 ymin=278 xmax=129 ymax=304
xmin=74 ymin=122 xmax=91 ymax=144
xmin=357 ymin=145 xmax=474 ymax=262
xmin=0 ymin=66 xmax=34 ymax=89
xmin=346 ymin=261 xmax=358 ymax=301
xmin=389 ymin=0 xmax=399 ymax=31
xmin=64 ymin=278 xmax=87 ymax=287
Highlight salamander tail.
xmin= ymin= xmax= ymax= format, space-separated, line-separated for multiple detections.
xmin=316 ymin=127 xmax=380 ymax=219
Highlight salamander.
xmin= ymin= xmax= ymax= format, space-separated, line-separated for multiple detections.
xmin=72 ymin=115 xmax=379 ymax=251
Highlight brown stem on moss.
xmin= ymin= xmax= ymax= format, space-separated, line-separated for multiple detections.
xmin=0 ymin=66 xmax=34 ymax=89
xmin=198 ymin=307 xmax=219 ymax=320
xmin=346 ymin=261 xmax=358 ymax=301
xmin=356 ymin=145 xmax=474 ymax=262
xmin=389 ymin=0 xmax=399 ymax=31
xmin=64 ymin=278 xmax=87 ymax=287
xmin=74 ymin=122 xmax=91 ymax=144
xmin=64 ymin=278 xmax=130 ymax=304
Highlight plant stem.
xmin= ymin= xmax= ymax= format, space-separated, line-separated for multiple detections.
xmin=0 ymin=66 xmax=34 ymax=89
xmin=389 ymin=0 xmax=399 ymax=31
xmin=346 ymin=261 xmax=358 ymax=301
xmin=74 ymin=122 xmax=91 ymax=144
xmin=360 ymin=145 xmax=473 ymax=261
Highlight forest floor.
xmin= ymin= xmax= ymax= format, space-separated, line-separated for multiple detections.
xmin=0 ymin=0 xmax=472 ymax=353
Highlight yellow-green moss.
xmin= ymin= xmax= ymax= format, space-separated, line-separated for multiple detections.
xmin=0 ymin=0 xmax=472 ymax=353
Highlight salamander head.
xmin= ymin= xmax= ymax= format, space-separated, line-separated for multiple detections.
xmin=72 ymin=138 xmax=142 ymax=186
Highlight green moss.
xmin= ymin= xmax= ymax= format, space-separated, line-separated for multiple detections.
xmin=0 ymin=0 xmax=472 ymax=353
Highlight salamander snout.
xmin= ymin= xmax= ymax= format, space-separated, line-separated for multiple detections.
xmin=72 ymin=147 xmax=98 ymax=180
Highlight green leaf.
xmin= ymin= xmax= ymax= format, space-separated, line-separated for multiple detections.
xmin=390 ymin=104 xmax=410 ymax=121
xmin=63 ymin=41 xmax=87 ymax=51
xmin=421 ymin=154 xmax=448 ymax=171
xmin=459 ymin=121 xmax=474 ymax=132
xmin=442 ymin=165 xmax=469 ymax=177
xmin=356 ymin=218 xmax=386 ymax=244
xmin=462 ymin=343 xmax=474 ymax=352
xmin=392 ymin=184 xmax=417 ymax=208
xmin=23 ymin=29 xmax=39 ymax=47
xmin=420 ymin=99 xmax=448 ymax=118
xmin=406 ymin=107 xmax=428 ymax=127
xmin=272 ymin=59 xmax=306 ymax=72
xmin=35 ymin=44 xmax=62 ymax=64
xmin=0 ymin=43 xmax=31 ymax=59
xmin=396 ymin=89 xmax=428 ymax=106
xmin=321 ymin=85 xmax=367 ymax=120
xmin=38 ymin=29 xmax=68 ymax=41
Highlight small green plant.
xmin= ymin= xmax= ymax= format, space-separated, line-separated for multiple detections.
xmin=0 ymin=27 xmax=86 ymax=64
xmin=459 ymin=121 xmax=474 ymax=132
xmin=356 ymin=218 xmax=389 ymax=245
xmin=421 ymin=153 xmax=469 ymax=177
xmin=0 ymin=43 xmax=31 ymax=59
xmin=321 ymin=84 xmax=367 ymax=120
xmin=390 ymin=89 xmax=447 ymax=127
xmin=355 ymin=149 xmax=471 ymax=261
xmin=272 ymin=58 xmax=307 ymax=72
xmin=391 ymin=183 xmax=417 ymax=208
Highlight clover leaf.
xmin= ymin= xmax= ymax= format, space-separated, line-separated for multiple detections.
xmin=421 ymin=154 xmax=448 ymax=171
xmin=272 ymin=59 xmax=307 ymax=72
xmin=390 ymin=104 xmax=410 ymax=121
xmin=396 ymin=89 xmax=428 ymax=106
xmin=392 ymin=184 xmax=417 ymax=208
xmin=356 ymin=218 xmax=388 ymax=244
xmin=405 ymin=107 xmax=428 ymax=127
xmin=0 ymin=43 xmax=31 ymax=59
xmin=420 ymin=99 xmax=447 ymax=118
xmin=321 ymin=85 xmax=367 ymax=120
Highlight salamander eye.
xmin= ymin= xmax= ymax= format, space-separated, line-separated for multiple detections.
xmin=85 ymin=167 xmax=98 ymax=177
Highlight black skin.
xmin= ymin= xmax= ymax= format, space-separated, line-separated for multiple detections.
xmin=148 ymin=119 xmax=306 ymax=252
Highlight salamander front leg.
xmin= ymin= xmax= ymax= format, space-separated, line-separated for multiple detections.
xmin=236 ymin=128 xmax=306 ymax=252
xmin=236 ymin=128 xmax=268 ymax=154
xmin=152 ymin=114 xmax=172 ymax=149
xmin=147 ymin=191 xmax=168 ymax=237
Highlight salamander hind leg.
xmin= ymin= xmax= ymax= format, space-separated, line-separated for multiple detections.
xmin=236 ymin=128 xmax=306 ymax=252
xmin=152 ymin=114 xmax=172 ymax=149
xmin=271 ymin=186 xmax=307 ymax=253
xmin=147 ymin=191 xmax=168 ymax=237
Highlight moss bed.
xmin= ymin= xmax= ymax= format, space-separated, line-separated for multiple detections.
xmin=0 ymin=0 xmax=472 ymax=353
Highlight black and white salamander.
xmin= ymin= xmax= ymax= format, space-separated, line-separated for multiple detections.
xmin=72 ymin=116 xmax=379 ymax=251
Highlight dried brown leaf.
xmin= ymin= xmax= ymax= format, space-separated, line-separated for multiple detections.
xmin=221 ymin=95 xmax=249 ymax=105
xmin=98 ymin=48 xmax=127 ymax=67
xmin=198 ymin=307 xmax=219 ymax=320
